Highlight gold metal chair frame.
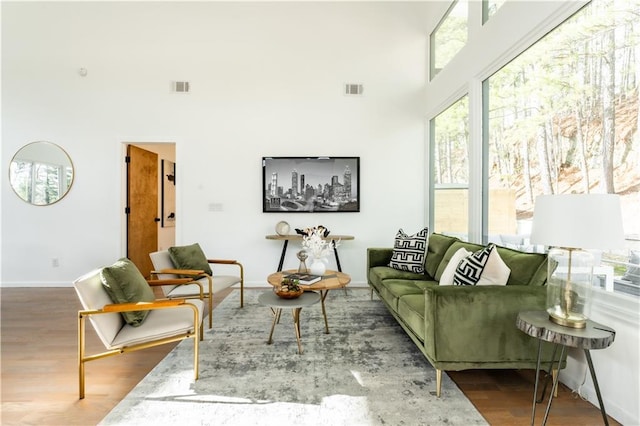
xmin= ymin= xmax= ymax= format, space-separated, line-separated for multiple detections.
xmin=151 ymin=258 xmax=244 ymax=329
xmin=77 ymin=298 xmax=201 ymax=399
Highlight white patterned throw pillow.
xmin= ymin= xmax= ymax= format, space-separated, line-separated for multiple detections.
xmin=389 ymin=227 xmax=429 ymax=273
xmin=453 ymin=243 xmax=510 ymax=286
xmin=439 ymin=247 xmax=472 ymax=285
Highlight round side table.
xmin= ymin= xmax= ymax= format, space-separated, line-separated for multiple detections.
xmin=258 ymin=291 xmax=321 ymax=355
xmin=517 ymin=311 xmax=616 ymax=426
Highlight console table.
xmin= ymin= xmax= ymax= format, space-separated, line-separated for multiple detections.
xmin=265 ymin=234 xmax=354 ymax=272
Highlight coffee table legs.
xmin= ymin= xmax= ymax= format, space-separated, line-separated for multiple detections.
xmin=267 ymin=307 xmax=306 ymax=354
xmin=320 ymin=290 xmax=331 ymax=334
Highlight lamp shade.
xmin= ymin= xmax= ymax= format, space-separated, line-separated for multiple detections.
xmin=530 ymin=194 xmax=624 ymax=249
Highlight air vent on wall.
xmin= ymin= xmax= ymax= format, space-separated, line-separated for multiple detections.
xmin=172 ymin=81 xmax=190 ymax=93
xmin=345 ymin=83 xmax=363 ymax=96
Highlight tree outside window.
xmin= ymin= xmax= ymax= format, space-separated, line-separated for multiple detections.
xmin=485 ymin=0 xmax=639 ymax=292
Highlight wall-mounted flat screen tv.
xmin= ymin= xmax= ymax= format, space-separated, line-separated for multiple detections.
xmin=262 ymin=157 xmax=360 ymax=213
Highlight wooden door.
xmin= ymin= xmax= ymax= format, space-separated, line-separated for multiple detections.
xmin=126 ymin=145 xmax=158 ymax=278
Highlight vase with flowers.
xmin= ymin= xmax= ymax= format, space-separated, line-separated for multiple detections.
xmin=301 ymin=227 xmax=339 ymax=276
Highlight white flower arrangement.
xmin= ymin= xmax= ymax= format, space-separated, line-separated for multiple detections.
xmin=302 ymin=228 xmax=340 ymax=260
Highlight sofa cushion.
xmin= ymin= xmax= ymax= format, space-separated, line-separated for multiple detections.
xmin=168 ymin=243 xmax=213 ymax=277
xmin=494 ymin=246 xmax=548 ymax=286
xmin=454 ymin=244 xmax=495 ymax=285
xmin=439 ymin=247 xmax=472 ymax=285
xmin=424 ymin=233 xmax=459 ymax=278
xmin=378 ymin=279 xmax=437 ymax=312
xmin=389 ymin=228 xmax=429 ymax=273
xmin=397 ymin=294 xmax=426 ymax=342
xmin=453 ymin=244 xmax=511 ymax=286
xmin=477 ymin=246 xmax=511 ymax=285
xmin=434 ymin=241 xmax=483 ymax=281
xmin=369 ymin=266 xmax=429 ymax=290
xmin=100 ymin=258 xmax=156 ymax=326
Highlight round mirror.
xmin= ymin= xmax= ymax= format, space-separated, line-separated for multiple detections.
xmin=9 ymin=141 xmax=74 ymax=205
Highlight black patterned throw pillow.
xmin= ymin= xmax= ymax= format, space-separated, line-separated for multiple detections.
xmin=453 ymin=244 xmax=495 ymax=286
xmin=389 ymin=227 xmax=429 ymax=273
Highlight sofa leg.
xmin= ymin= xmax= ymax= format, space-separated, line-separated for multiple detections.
xmin=436 ymin=369 xmax=442 ymax=397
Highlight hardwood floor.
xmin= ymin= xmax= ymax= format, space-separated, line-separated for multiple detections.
xmin=1 ymin=287 xmax=619 ymax=425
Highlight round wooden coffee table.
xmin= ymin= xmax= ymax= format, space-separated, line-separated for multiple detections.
xmin=267 ymin=270 xmax=351 ymax=334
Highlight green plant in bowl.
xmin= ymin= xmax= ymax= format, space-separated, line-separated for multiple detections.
xmin=276 ymin=278 xmax=304 ymax=298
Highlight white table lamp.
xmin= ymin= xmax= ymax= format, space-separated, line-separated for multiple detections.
xmin=530 ymin=194 xmax=624 ymax=328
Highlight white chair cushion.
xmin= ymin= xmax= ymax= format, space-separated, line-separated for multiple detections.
xmin=166 ymin=275 xmax=240 ymax=298
xmin=150 ymin=250 xmax=180 ymax=294
xmin=110 ymin=299 xmax=204 ymax=349
xmin=74 ymin=268 xmax=124 ymax=348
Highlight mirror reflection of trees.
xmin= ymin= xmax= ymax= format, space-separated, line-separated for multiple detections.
xmin=9 ymin=142 xmax=74 ymax=206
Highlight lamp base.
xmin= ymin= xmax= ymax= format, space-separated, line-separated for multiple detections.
xmin=548 ymin=311 xmax=587 ymax=329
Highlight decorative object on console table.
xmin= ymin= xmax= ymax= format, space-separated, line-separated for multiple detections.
xmin=296 ymin=225 xmax=330 ymax=237
xmin=302 ymin=227 xmax=339 ymax=276
xmin=296 ymin=250 xmax=308 ymax=273
xmin=529 ymin=194 xmax=624 ymax=328
xmin=275 ymin=221 xmax=290 ymax=236
xmin=265 ymin=234 xmax=354 ymax=272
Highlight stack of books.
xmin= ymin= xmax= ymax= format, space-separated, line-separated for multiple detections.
xmin=285 ymin=273 xmax=322 ymax=285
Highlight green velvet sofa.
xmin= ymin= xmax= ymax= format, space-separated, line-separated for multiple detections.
xmin=367 ymin=232 xmax=562 ymax=397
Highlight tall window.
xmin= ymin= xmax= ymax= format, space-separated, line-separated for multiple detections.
xmin=484 ymin=0 xmax=639 ymax=293
xmin=483 ymin=0 xmax=505 ymax=24
xmin=430 ymin=0 xmax=468 ymax=79
xmin=431 ymin=95 xmax=469 ymax=240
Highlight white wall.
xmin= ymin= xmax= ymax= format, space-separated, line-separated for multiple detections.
xmin=1 ymin=1 xmax=429 ymax=287
xmin=559 ymin=290 xmax=640 ymax=426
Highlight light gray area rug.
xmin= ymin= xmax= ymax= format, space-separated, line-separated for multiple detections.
xmin=101 ymin=289 xmax=488 ymax=426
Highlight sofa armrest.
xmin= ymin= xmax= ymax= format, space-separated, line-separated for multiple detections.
xmin=367 ymin=248 xmax=393 ymax=269
xmin=423 ymin=285 xmax=547 ymax=363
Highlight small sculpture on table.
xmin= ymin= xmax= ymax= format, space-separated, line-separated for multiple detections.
xmin=297 ymin=250 xmax=309 ymax=273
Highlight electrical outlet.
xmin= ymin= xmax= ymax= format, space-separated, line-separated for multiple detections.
xmin=52 ymin=258 xmax=59 ymax=267
xmin=208 ymin=203 xmax=223 ymax=212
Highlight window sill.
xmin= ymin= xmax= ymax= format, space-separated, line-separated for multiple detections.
xmin=591 ymin=287 xmax=640 ymax=325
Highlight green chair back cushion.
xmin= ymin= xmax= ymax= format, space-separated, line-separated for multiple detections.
xmin=100 ymin=258 xmax=155 ymax=326
xmin=168 ymin=243 xmax=213 ymax=276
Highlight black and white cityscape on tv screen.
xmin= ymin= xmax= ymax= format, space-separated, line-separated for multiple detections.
xmin=262 ymin=157 xmax=360 ymax=213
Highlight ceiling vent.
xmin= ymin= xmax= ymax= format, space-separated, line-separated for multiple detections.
xmin=172 ymin=81 xmax=190 ymax=93
xmin=345 ymin=83 xmax=363 ymax=96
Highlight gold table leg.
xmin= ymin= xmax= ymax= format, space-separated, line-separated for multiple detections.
xmin=292 ymin=307 xmax=304 ymax=354
xmin=267 ymin=308 xmax=282 ymax=344
xmin=267 ymin=307 xmax=305 ymax=354
xmin=320 ymin=290 xmax=330 ymax=334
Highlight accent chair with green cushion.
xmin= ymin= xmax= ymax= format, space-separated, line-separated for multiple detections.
xmin=75 ymin=263 xmax=204 ymax=399
xmin=367 ymin=233 xmax=563 ymax=397
xmin=150 ymin=243 xmax=244 ymax=329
